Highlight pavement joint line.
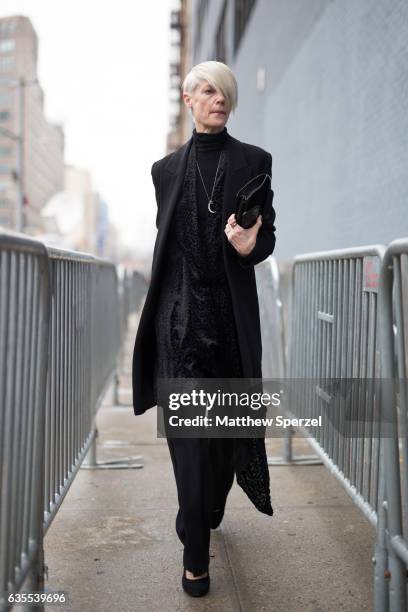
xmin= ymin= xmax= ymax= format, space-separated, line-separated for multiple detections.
xmin=218 ymin=522 xmax=245 ymax=612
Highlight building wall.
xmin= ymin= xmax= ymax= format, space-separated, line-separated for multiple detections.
xmin=0 ymin=15 xmax=64 ymax=234
xmin=167 ymin=0 xmax=194 ymax=152
xmin=191 ymin=0 xmax=408 ymax=260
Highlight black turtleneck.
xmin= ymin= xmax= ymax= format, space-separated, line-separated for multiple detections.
xmin=192 ymin=126 xmax=228 ymax=220
xmin=192 ymin=126 xmax=228 ymax=151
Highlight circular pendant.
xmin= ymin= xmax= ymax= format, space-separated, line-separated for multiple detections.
xmin=208 ymin=199 xmax=216 ymax=213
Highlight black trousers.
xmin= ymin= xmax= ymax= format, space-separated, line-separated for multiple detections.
xmin=166 ymin=437 xmax=235 ymax=575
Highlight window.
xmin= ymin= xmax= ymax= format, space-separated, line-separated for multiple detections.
xmin=215 ymin=1 xmax=228 ymax=63
xmin=0 ymin=111 xmax=11 ymax=121
xmin=0 ymin=93 xmax=12 ymax=105
xmin=0 ymin=197 xmax=12 ymax=208
xmin=0 ymin=214 xmax=11 ymax=227
xmin=0 ymin=164 xmax=10 ymax=175
xmin=0 ymin=39 xmax=15 ymax=53
xmin=0 ymin=20 xmax=16 ymax=35
xmin=0 ymin=56 xmax=14 ymax=72
xmin=233 ymin=0 xmax=257 ymax=56
xmin=0 ymin=146 xmax=12 ymax=156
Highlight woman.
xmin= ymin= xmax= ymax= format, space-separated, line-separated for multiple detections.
xmin=132 ymin=61 xmax=276 ymax=597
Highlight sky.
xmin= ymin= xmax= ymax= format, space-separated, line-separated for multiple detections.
xmin=0 ymin=0 xmax=176 ymax=255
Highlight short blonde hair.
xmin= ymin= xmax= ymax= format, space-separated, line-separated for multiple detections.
xmin=182 ymin=61 xmax=238 ymax=112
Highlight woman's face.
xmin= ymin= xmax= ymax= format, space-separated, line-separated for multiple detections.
xmin=183 ymin=79 xmax=231 ymax=133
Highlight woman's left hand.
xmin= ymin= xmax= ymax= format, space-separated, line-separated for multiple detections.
xmin=224 ymin=213 xmax=262 ymax=257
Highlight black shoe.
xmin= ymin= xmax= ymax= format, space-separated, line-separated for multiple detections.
xmin=182 ymin=569 xmax=210 ymax=597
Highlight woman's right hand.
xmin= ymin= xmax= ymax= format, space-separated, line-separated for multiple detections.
xmin=224 ymin=213 xmax=262 ymax=257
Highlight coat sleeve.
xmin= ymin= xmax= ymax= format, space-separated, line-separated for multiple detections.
xmin=236 ymin=152 xmax=276 ymax=269
xmin=151 ymin=161 xmax=161 ymax=229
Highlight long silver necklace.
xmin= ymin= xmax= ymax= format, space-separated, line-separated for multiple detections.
xmin=195 ymin=151 xmax=223 ymax=214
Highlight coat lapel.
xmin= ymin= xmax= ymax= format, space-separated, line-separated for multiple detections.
xmin=152 ymin=132 xmax=252 ymax=278
xmin=150 ymin=138 xmax=192 ymax=277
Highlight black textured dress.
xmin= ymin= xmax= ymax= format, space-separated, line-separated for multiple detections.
xmin=154 ymin=127 xmax=242 ymax=379
xmin=154 ymin=127 xmax=272 ymax=519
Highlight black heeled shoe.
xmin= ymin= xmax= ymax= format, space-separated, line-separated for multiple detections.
xmin=182 ymin=569 xmax=210 ymax=597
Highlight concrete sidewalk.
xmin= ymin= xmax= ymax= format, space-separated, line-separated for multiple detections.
xmin=42 ymin=317 xmax=375 ymax=612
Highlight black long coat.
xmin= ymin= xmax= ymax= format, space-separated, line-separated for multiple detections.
xmin=132 ymin=131 xmax=276 ymax=416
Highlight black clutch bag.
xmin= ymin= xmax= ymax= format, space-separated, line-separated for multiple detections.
xmin=235 ymin=173 xmax=272 ymax=229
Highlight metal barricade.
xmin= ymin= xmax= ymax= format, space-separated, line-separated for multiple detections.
xmin=117 ymin=267 xmax=130 ymax=350
xmin=286 ymin=245 xmax=385 ymax=523
xmin=114 ymin=268 xmax=147 ymax=406
xmin=130 ymin=270 xmax=147 ymax=315
xmin=377 ymin=238 xmax=408 ymax=611
xmin=255 ymin=256 xmax=286 ymax=379
xmin=0 ymin=233 xmax=123 ymax=611
xmin=0 ymin=232 xmax=50 ymax=611
xmin=117 ymin=268 xmax=147 ymax=345
xmin=256 ymin=255 xmax=322 ymax=465
xmin=257 ymin=242 xmax=408 ymax=610
xmin=43 ymin=248 xmax=121 ymax=520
